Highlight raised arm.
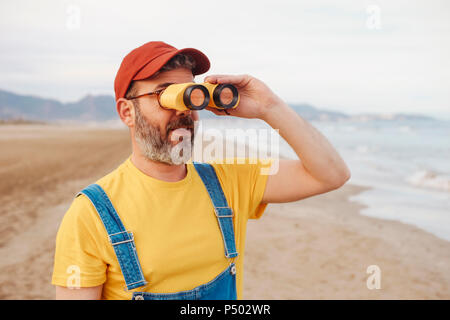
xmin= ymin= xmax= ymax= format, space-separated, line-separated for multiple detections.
xmin=204 ymin=74 xmax=351 ymax=203
xmin=55 ymin=285 xmax=103 ymax=300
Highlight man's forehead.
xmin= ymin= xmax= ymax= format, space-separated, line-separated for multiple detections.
xmin=136 ymin=74 xmax=195 ymax=91
xmin=154 ymin=82 xmax=177 ymax=90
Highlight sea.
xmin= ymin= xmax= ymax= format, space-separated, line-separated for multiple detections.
xmin=198 ymin=117 xmax=450 ymax=242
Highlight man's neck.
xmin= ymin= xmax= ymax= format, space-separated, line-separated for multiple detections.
xmin=130 ymin=152 xmax=187 ymax=182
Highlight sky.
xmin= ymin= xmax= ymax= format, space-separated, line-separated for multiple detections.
xmin=0 ymin=0 xmax=449 ymax=118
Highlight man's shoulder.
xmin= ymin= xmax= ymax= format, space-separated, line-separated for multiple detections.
xmin=92 ymin=158 xmax=129 ymax=194
xmin=69 ymin=158 xmax=129 ymax=215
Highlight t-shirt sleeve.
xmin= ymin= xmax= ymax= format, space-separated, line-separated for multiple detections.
xmin=211 ymin=158 xmax=273 ymax=220
xmin=244 ymin=158 xmax=273 ymax=219
xmin=51 ymin=194 xmax=108 ymax=288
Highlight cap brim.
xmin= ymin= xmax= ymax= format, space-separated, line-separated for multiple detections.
xmin=134 ymin=47 xmax=210 ymax=81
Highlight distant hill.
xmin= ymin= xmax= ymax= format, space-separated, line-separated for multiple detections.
xmin=289 ymin=103 xmax=349 ymax=121
xmin=0 ymin=89 xmax=116 ymax=122
xmin=199 ymin=102 xmax=349 ymax=120
xmin=0 ymin=88 xmax=435 ymax=123
xmin=348 ymin=113 xmax=436 ymax=122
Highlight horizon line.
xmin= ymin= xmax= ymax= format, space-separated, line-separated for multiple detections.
xmin=0 ymin=87 xmax=446 ymax=120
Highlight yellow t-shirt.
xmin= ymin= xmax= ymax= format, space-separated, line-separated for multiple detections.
xmin=52 ymin=156 xmax=272 ymax=300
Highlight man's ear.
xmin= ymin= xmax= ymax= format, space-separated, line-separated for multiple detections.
xmin=116 ymin=98 xmax=135 ymax=128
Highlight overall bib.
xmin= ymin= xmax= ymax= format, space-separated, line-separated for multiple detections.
xmin=77 ymin=162 xmax=239 ymax=300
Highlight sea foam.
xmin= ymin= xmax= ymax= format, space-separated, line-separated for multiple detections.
xmin=406 ymin=170 xmax=450 ymax=193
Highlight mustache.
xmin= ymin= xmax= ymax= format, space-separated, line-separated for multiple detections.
xmin=166 ymin=115 xmax=194 ymax=132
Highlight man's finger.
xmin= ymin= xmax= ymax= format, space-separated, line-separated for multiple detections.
xmin=205 ymin=74 xmax=247 ymax=85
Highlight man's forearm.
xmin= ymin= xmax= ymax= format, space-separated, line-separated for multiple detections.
xmin=261 ymin=101 xmax=351 ymax=186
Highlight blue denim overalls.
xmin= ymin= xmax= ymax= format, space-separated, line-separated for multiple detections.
xmin=77 ymin=162 xmax=238 ymax=300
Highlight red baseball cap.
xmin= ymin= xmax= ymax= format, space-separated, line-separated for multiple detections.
xmin=114 ymin=41 xmax=210 ymax=101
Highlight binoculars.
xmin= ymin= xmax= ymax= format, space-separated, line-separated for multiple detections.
xmin=159 ymin=83 xmax=240 ymax=111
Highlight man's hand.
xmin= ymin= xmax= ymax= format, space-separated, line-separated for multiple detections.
xmin=204 ymin=74 xmax=281 ymax=120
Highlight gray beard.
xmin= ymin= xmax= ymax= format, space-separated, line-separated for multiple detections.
xmin=134 ymin=103 xmax=194 ymax=165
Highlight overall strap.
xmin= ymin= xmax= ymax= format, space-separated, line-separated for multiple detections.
xmin=193 ymin=162 xmax=239 ymax=259
xmin=77 ymin=184 xmax=148 ymax=291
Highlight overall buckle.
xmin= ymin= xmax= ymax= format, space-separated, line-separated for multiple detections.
xmin=214 ymin=206 xmax=234 ymax=218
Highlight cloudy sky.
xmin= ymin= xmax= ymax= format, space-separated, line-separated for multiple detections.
xmin=1 ymin=0 xmax=449 ymax=117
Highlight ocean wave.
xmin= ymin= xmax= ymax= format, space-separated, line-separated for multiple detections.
xmin=406 ymin=170 xmax=450 ymax=192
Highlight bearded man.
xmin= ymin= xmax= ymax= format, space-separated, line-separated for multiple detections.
xmin=52 ymin=41 xmax=350 ymax=300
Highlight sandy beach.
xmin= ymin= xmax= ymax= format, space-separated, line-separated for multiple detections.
xmin=0 ymin=124 xmax=449 ymax=299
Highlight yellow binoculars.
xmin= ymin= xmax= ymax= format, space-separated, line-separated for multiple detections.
xmin=159 ymin=83 xmax=240 ymax=111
